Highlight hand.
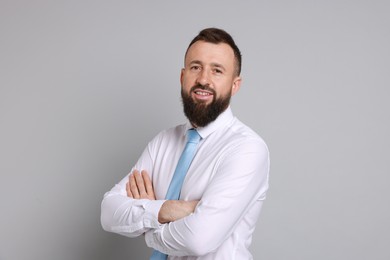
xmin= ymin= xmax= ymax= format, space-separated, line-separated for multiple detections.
xmin=126 ymin=169 xmax=156 ymax=200
xmin=158 ymin=200 xmax=199 ymax=224
xmin=126 ymin=169 xmax=198 ymax=224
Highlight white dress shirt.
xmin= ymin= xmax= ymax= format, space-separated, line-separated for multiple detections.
xmin=101 ymin=107 xmax=270 ymax=259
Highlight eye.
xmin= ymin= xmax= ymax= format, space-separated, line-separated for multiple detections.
xmin=190 ymin=65 xmax=201 ymax=71
xmin=213 ymin=68 xmax=223 ymax=74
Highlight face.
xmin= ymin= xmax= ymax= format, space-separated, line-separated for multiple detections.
xmin=180 ymin=41 xmax=241 ymax=127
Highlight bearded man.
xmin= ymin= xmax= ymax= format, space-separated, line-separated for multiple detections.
xmin=101 ymin=28 xmax=270 ymax=260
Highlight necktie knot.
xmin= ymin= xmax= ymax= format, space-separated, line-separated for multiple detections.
xmin=187 ymin=129 xmax=201 ymax=144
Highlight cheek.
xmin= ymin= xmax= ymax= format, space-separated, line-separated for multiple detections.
xmin=182 ymin=75 xmax=195 ymax=89
xmin=216 ymin=82 xmax=233 ymax=96
xmin=181 ymin=82 xmax=192 ymax=95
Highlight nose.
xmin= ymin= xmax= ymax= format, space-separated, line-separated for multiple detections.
xmin=196 ymin=68 xmax=210 ymax=86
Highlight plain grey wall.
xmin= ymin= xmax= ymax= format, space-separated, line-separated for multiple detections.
xmin=1 ymin=1 xmax=389 ymax=259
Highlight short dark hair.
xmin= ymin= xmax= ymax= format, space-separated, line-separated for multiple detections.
xmin=185 ymin=28 xmax=242 ymax=76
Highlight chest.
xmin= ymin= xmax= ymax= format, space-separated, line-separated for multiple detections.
xmin=151 ymin=139 xmax=229 ymax=200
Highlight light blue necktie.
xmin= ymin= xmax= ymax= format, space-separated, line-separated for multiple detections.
xmin=150 ymin=129 xmax=201 ymax=260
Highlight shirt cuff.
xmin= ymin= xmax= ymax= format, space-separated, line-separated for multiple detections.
xmin=143 ymin=199 xmax=166 ymax=228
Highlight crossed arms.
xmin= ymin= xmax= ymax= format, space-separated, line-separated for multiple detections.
xmin=101 ymin=137 xmax=269 ymax=256
xmin=126 ymin=169 xmax=198 ymax=224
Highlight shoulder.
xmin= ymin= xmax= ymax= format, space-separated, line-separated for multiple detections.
xmin=226 ymin=118 xmax=269 ymax=154
xmin=147 ymin=123 xmax=186 ymax=147
xmin=155 ymin=124 xmax=186 ymax=139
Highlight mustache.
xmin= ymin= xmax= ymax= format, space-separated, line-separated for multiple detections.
xmin=190 ymin=84 xmax=216 ymax=95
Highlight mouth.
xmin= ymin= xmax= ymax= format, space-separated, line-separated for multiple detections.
xmin=194 ymin=89 xmax=213 ymax=96
xmin=192 ymin=89 xmax=214 ymax=101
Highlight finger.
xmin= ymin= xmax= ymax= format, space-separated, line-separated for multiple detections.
xmin=126 ymin=174 xmax=132 ymax=197
xmin=134 ymin=170 xmax=147 ymax=196
xmin=141 ymin=170 xmax=155 ymax=199
xmin=130 ymin=173 xmax=140 ymax=199
xmin=126 ymin=181 xmax=133 ymax=198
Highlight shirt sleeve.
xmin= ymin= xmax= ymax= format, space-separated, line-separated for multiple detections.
xmin=144 ymin=139 xmax=270 ymax=256
xmin=100 ymin=140 xmax=166 ymax=238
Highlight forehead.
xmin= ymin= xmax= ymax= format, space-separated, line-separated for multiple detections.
xmin=185 ymin=41 xmax=235 ymax=68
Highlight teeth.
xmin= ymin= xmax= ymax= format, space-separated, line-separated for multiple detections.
xmin=195 ymin=91 xmax=211 ymax=96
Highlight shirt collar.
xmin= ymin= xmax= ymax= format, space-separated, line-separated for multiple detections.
xmin=184 ymin=106 xmax=235 ymax=139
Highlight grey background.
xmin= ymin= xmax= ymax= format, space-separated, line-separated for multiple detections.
xmin=1 ymin=1 xmax=389 ymax=259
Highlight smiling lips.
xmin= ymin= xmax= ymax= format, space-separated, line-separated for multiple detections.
xmin=192 ymin=89 xmax=214 ymax=101
xmin=195 ymin=89 xmax=212 ymax=96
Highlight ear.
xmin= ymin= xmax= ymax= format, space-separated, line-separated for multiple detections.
xmin=180 ymin=68 xmax=185 ymax=86
xmin=231 ymin=76 xmax=242 ymax=96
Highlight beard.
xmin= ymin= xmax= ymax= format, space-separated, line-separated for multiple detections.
xmin=181 ymin=84 xmax=231 ymax=127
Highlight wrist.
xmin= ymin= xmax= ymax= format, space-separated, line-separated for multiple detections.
xmin=158 ymin=200 xmax=182 ymax=223
xmin=158 ymin=200 xmax=199 ymax=224
xmin=158 ymin=200 xmax=173 ymax=224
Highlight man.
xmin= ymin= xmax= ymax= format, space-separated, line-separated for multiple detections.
xmin=101 ymin=28 xmax=269 ymax=259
